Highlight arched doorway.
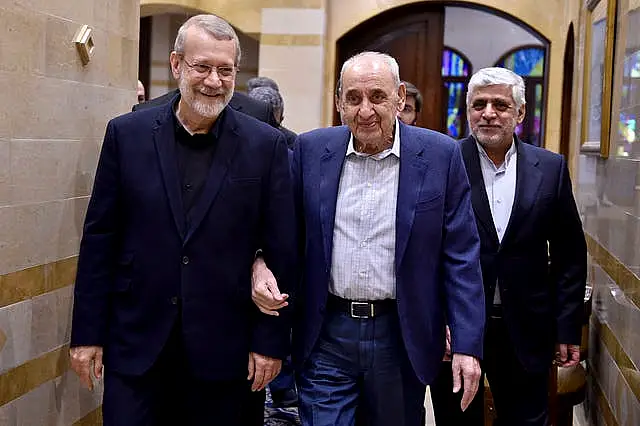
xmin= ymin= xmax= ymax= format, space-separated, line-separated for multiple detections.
xmin=334 ymin=3 xmax=445 ymax=128
xmin=334 ymin=3 xmax=550 ymax=141
xmin=560 ymin=23 xmax=575 ymax=160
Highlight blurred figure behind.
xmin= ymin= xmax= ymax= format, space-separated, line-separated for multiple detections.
xmin=247 ymin=76 xmax=279 ymax=93
xmin=136 ymin=80 xmax=146 ymax=103
xmin=398 ymin=81 xmax=422 ymax=125
xmin=248 ymin=86 xmax=297 ymax=149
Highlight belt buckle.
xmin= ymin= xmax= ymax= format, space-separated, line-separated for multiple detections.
xmin=350 ymin=301 xmax=374 ymax=318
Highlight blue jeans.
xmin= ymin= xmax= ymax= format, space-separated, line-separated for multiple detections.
xmin=297 ymin=310 xmax=425 ymax=426
xmin=270 ymin=355 xmax=296 ymax=392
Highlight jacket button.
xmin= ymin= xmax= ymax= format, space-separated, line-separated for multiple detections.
xmin=170 ymin=297 xmax=178 ymax=305
xmin=182 ymin=256 xmax=190 ymax=265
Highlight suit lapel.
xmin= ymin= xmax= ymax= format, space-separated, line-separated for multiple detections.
xmin=184 ymin=108 xmax=239 ymax=244
xmin=153 ymin=105 xmax=187 ymax=240
xmin=395 ymin=125 xmax=427 ymax=271
xmin=501 ymin=139 xmax=542 ymax=247
xmin=319 ymin=130 xmax=349 ymax=268
xmin=460 ymin=137 xmax=499 ymax=245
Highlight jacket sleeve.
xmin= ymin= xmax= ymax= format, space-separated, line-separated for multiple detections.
xmin=250 ymin=133 xmax=297 ymax=359
xmin=550 ymin=158 xmax=587 ymax=345
xmin=70 ymin=120 xmax=122 ymax=347
xmin=442 ymin=144 xmax=486 ymax=359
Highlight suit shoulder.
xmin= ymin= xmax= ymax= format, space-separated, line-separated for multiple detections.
xmin=297 ymin=126 xmax=349 ymax=153
xmin=404 ymin=126 xmax=458 ymax=152
xmin=109 ymin=107 xmax=159 ymax=130
xmin=298 ymin=126 xmax=348 ymax=144
xmin=230 ymin=108 xmax=283 ymax=141
xmin=522 ymin=143 xmax=564 ymax=166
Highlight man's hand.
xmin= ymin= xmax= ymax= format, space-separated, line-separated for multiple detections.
xmin=443 ymin=326 xmax=452 ymax=361
xmin=452 ymin=353 xmax=481 ymax=411
xmin=556 ymin=343 xmax=580 ymax=367
xmin=251 ymin=257 xmax=288 ymax=316
xmin=247 ymin=352 xmax=282 ymax=391
xmin=69 ymin=346 xmax=103 ymax=391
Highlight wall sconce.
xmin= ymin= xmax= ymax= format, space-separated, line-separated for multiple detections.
xmin=73 ymin=25 xmax=95 ymax=66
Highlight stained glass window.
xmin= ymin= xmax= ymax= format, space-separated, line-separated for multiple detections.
xmin=442 ymin=49 xmax=470 ymax=77
xmin=442 ymin=48 xmax=471 ymax=139
xmin=496 ymin=47 xmax=545 ymax=77
xmin=495 ymin=46 xmax=546 ymax=146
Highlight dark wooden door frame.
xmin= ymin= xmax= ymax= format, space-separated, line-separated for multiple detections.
xmin=560 ymin=23 xmax=575 ymax=160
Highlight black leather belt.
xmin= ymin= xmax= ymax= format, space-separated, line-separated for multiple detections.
xmin=327 ymin=294 xmax=395 ymax=319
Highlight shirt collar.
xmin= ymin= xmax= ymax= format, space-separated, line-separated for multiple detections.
xmin=475 ymin=135 xmax=517 ymax=171
xmin=346 ymin=118 xmax=401 ymax=160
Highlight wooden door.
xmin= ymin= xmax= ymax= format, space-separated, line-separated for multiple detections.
xmin=335 ymin=4 xmax=445 ymax=130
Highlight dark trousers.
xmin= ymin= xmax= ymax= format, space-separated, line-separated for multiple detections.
xmin=269 ymin=355 xmax=296 ymax=392
xmin=297 ymin=310 xmax=425 ymax=426
xmin=431 ymin=361 xmax=484 ymax=426
xmin=431 ymin=316 xmax=550 ymax=426
xmin=103 ymin=320 xmax=265 ymax=426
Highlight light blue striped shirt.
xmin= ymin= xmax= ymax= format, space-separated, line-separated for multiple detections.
xmin=329 ymin=120 xmax=401 ymax=301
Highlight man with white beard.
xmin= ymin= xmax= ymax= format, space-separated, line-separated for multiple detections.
xmin=69 ymin=14 xmax=296 ymax=426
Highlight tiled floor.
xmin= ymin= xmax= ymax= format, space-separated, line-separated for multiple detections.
xmin=265 ymin=387 xmax=589 ymax=425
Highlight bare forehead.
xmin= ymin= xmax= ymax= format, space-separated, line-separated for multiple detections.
xmin=342 ymin=58 xmax=395 ymax=90
xmin=470 ymin=84 xmax=514 ymax=101
xmin=182 ymin=26 xmax=236 ymax=57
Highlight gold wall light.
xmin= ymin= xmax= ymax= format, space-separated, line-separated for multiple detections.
xmin=73 ymin=25 xmax=95 ymax=66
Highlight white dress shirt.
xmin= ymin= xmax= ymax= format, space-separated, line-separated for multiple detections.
xmin=329 ymin=120 xmax=401 ymax=301
xmin=476 ymin=139 xmax=517 ymax=304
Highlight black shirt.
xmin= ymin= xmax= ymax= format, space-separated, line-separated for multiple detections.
xmin=173 ymin=108 xmax=224 ymax=220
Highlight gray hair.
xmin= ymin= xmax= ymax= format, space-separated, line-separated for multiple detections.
xmin=247 ymin=76 xmax=279 ymax=93
xmin=337 ymin=51 xmax=401 ymax=96
xmin=174 ymin=14 xmax=242 ymax=65
xmin=248 ymin=86 xmax=283 ymax=113
xmin=466 ymin=67 xmax=526 ymax=109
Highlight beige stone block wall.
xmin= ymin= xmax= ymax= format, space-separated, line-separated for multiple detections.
xmin=571 ymin=0 xmax=640 ymax=422
xmin=259 ymin=7 xmax=325 ymax=133
xmin=0 ymin=0 xmax=140 ymax=423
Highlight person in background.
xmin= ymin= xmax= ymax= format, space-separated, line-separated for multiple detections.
xmin=247 ymin=76 xmax=280 ymax=93
xmin=430 ymin=67 xmax=587 ymax=426
xmin=248 ymin=86 xmax=297 ymax=150
xmin=137 ymin=80 xmax=146 ymax=103
xmin=397 ymin=81 xmax=422 ymax=126
xmin=252 ymin=51 xmax=485 ymax=426
xmin=69 ymin=14 xmax=296 ymax=426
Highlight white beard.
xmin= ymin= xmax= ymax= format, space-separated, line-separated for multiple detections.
xmin=178 ymin=77 xmax=233 ymax=119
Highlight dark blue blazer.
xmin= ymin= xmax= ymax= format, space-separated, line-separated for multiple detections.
xmin=460 ymin=136 xmax=587 ymax=373
xmin=70 ymin=99 xmax=297 ymax=381
xmin=291 ymin=123 xmax=485 ymax=385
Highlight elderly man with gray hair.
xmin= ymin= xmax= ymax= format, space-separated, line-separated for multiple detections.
xmin=251 ymin=51 xmax=485 ymax=426
xmin=69 ymin=14 xmax=296 ymax=426
xmin=430 ymin=67 xmax=587 ymax=426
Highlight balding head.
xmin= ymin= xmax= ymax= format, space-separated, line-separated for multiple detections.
xmin=136 ymin=80 xmax=145 ymax=103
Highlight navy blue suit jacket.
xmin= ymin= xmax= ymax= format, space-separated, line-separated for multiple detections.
xmin=70 ymin=98 xmax=297 ymax=381
xmin=460 ymin=136 xmax=587 ymax=372
xmin=291 ymin=123 xmax=485 ymax=385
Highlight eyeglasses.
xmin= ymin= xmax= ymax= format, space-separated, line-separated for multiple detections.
xmin=180 ymin=56 xmax=237 ymax=80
